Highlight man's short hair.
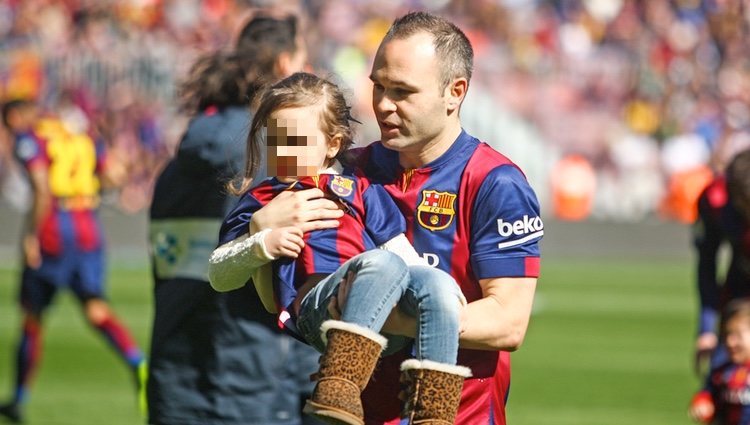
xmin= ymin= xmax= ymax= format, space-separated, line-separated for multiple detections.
xmin=383 ymin=11 xmax=473 ymax=90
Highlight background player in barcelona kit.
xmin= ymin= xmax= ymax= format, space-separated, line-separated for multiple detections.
xmin=689 ymin=298 xmax=750 ymax=424
xmin=246 ymin=12 xmax=543 ymax=424
xmin=0 ymin=99 xmax=146 ymax=423
xmin=693 ymin=149 xmax=750 ymax=376
xmin=208 ymin=72 xmax=470 ymax=425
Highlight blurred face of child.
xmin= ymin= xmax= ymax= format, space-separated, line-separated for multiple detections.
xmin=266 ymin=104 xmax=341 ymax=180
xmin=725 ymin=314 xmax=750 ymax=364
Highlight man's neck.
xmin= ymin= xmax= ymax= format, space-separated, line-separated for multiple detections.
xmin=399 ymin=123 xmax=462 ymax=169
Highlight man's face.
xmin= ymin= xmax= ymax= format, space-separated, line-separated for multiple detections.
xmin=725 ymin=315 xmax=750 ymax=364
xmin=266 ymin=105 xmax=335 ymax=179
xmin=370 ymin=32 xmax=449 ymax=155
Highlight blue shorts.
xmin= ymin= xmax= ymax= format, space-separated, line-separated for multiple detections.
xmin=20 ymin=249 xmax=106 ymax=314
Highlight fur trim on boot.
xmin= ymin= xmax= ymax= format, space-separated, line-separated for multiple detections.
xmin=400 ymin=359 xmax=472 ymax=425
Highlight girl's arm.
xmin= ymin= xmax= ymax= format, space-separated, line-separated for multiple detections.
xmin=207 ymin=229 xmax=275 ymax=292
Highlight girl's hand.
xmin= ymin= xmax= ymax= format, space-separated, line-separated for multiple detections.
xmin=264 ymin=226 xmax=305 ymax=258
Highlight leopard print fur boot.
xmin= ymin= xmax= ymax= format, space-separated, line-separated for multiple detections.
xmin=303 ymin=320 xmax=387 ymax=425
xmin=399 ymin=359 xmax=472 ymax=425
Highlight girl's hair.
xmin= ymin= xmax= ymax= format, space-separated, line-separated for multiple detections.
xmin=177 ymin=52 xmax=248 ymax=115
xmin=229 ymin=72 xmax=356 ymax=195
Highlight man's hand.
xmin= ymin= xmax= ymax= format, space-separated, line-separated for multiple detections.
xmin=250 ymin=188 xmax=343 ymax=235
xmin=23 ymin=234 xmax=41 ymax=269
xmin=695 ymin=332 xmax=718 ymax=376
xmin=264 ymin=227 xmax=305 ymax=258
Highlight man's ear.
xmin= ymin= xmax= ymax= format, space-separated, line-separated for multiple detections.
xmin=327 ymin=134 xmax=343 ymax=159
xmin=446 ymin=78 xmax=468 ymax=113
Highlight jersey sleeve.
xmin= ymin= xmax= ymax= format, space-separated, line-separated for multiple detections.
xmin=217 ymin=190 xmax=263 ymax=246
xmin=362 ymin=183 xmax=406 ymax=246
xmin=14 ymin=134 xmax=47 ymax=171
xmin=470 ymin=164 xmax=543 ymax=279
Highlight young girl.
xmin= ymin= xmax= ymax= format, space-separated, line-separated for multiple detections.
xmin=689 ymin=297 xmax=750 ymax=424
xmin=208 ymin=72 xmax=470 ymax=425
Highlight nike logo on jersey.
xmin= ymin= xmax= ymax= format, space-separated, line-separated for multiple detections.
xmin=497 ymin=215 xmax=544 ymax=249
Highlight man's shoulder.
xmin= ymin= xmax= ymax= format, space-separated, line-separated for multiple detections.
xmin=462 ymin=141 xmax=529 ymax=190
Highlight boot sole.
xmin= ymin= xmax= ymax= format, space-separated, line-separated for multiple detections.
xmin=303 ymin=400 xmax=364 ymax=425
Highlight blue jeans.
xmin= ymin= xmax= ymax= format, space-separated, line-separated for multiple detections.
xmin=295 ymin=250 xmax=463 ymax=365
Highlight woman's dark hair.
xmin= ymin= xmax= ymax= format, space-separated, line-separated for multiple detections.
xmin=235 ymin=14 xmax=300 ymax=103
xmin=177 ymin=53 xmax=247 ymax=114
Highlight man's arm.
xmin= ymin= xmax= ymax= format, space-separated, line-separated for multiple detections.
xmin=458 ymin=276 xmax=536 ymax=351
xmin=378 ymin=276 xmax=536 ymax=352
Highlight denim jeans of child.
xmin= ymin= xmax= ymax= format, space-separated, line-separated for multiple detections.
xmin=296 ymin=250 xmax=463 ymax=365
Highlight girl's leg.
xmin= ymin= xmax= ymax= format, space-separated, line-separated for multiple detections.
xmin=398 ymin=266 xmax=471 ymax=425
xmin=297 ymin=250 xmax=410 ymax=351
xmin=299 ymin=250 xmax=410 ymax=425
xmin=399 ymin=265 xmax=464 ymax=364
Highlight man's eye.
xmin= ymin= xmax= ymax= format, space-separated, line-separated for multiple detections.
xmin=393 ymin=88 xmax=410 ymax=97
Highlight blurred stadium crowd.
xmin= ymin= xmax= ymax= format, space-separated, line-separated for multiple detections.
xmin=1 ymin=0 xmax=749 ymax=222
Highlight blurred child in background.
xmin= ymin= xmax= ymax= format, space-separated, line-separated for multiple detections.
xmin=690 ymin=297 xmax=750 ymax=424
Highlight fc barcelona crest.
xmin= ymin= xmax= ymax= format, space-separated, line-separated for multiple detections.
xmin=417 ymin=190 xmax=457 ymax=231
xmin=330 ymin=175 xmax=354 ymax=197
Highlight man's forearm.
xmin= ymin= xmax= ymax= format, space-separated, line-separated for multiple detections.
xmin=458 ymin=277 xmax=537 ymax=351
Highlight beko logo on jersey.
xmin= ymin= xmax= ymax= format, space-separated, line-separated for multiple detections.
xmin=497 ymin=215 xmax=544 ymax=236
xmin=497 ymin=215 xmax=544 ymax=249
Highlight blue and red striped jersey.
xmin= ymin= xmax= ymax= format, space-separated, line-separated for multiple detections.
xmin=357 ymin=130 xmax=543 ymax=425
xmin=217 ymin=170 xmax=405 ymax=317
xmin=693 ymin=360 xmax=750 ymax=424
xmin=694 ymin=176 xmax=750 ymax=335
xmin=12 ymin=119 xmax=105 ymax=256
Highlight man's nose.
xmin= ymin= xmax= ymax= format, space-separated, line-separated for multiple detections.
xmin=375 ymin=93 xmax=397 ymax=113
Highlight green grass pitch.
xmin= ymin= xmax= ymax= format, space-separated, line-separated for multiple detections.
xmin=0 ymin=260 xmax=701 ymax=424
